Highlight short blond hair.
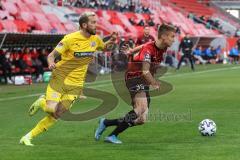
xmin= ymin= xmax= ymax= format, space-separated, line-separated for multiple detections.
xmin=79 ymin=12 xmax=96 ymax=28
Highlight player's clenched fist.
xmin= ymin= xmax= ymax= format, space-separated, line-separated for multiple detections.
xmin=109 ymin=32 xmax=118 ymax=42
xmin=48 ymin=62 xmax=56 ymax=70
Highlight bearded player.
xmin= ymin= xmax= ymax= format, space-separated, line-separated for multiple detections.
xmin=20 ymin=12 xmax=117 ymax=146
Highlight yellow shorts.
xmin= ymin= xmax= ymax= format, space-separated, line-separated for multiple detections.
xmin=46 ymin=77 xmax=83 ymax=109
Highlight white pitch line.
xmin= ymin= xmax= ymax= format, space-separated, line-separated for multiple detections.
xmin=92 ymin=66 xmax=240 ymax=88
xmin=0 ymin=93 xmax=43 ymax=102
xmin=88 ymin=66 xmax=240 ymax=87
xmin=162 ymin=65 xmax=240 ymax=79
xmin=0 ymin=66 xmax=239 ymax=101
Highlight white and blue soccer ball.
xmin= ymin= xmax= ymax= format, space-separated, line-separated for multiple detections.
xmin=198 ymin=119 xmax=217 ymax=136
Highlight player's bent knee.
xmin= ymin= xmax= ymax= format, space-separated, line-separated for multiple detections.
xmin=134 ymin=104 xmax=148 ymax=116
xmin=45 ymin=101 xmax=58 ymax=113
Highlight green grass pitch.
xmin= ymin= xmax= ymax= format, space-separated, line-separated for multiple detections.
xmin=0 ymin=64 xmax=239 ymax=160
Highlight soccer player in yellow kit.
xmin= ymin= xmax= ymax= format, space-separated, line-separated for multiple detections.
xmin=20 ymin=12 xmax=117 ymax=146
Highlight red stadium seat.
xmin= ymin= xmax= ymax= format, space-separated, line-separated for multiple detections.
xmin=169 ymin=0 xmax=213 ymax=16
xmin=64 ymin=23 xmax=77 ymax=32
xmin=50 ymin=22 xmax=66 ymax=33
xmin=96 ymin=26 xmax=110 ymax=35
xmin=107 ymin=10 xmax=124 ymax=26
xmin=26 ymin=3 xmax=44 ymax=14
xmin=46 ymin=13 xmax=62 ymax=24
xmin=10 ymin=0 xmax=22 ymax=4
xmin=109 ymin=16 xmax=124 ymax=26
xmin=142 ymin=13 xmax=150 ymax=21
xmin=135 ymin=13 xmax=147 ymax=22
xmin=32 ymin=13 xmax=49 ymax=24
xmin=124 ymin=12 xmax=137 ymax=20
xmin=98 ymin=17 xmax=115 ymax=33
xmin=12 ymin=68 xmax=21 ymax=74
xmin=113 ymin=25 xmax=125 ymax=35
xmin=1 ymin=1 xmax=18 ymax=16
xmin=21 ymin=0 xmax=40 ymax=5
xmin=0 ymin=23 xmax=3 ymax=32
xmin=134 ymin=26 xmax=144 ymax=36
xmin=24 ymin=68 xmax=35 ymax=74
xmin=71 ymin=7 xmax=95 ymax=15
xmin=14 ymin=1 xmax=30 ymax=12
xmin=34 ymin=21 xmax=53 ymax=33
xmin=14 ymin=20 xmax=29 ymax=32
xmin=0 ymin=10 xmax=10 ymax=20
xmin=101 ymin=10 xmax=111 ymax=20
xmin=19 ymin=12 xmax=35 ymax=26
xmin=96 ymin=10 xmax=103 ymax=17
xmin=116 ymin=12 xmax=137 ymax=35
xmin=0 ymin=20 xmax=18 ymax=32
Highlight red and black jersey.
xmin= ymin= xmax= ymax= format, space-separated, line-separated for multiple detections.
xmin=136 ymin=34 xmax=155 ymax=46
xmin=126 ymin=41 xmax=167 ymax=80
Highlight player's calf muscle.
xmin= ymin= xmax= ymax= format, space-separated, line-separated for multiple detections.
xmin=133 ymin=94 xmax=148 ymax=125
xmin=52 ymin=104 xmax=67 ymax=119
xmin=134 ymin=94 xmax=148 ymax=115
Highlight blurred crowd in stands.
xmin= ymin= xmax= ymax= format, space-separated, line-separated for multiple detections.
xmin=188 ymin=13 xmax=221 ymax=30
xmin=63 ymin=0 xmax=152 ymax=14
xmin=129 ymin=15 xmax=155 ymax=27
xmin=0 ymin=47 xmax=51 ymax=84
xmin=0 ymin=0 xmax=3 ymax=10
xmin=0 ymin=0 xmax=240 ymax=84
xmin=1 ymin=34 xmax=240 ymax=84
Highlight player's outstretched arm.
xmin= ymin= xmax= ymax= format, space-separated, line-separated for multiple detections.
xmin=120 ymin=44 xmax=143 ymax=56
xmin=103 ymin=32 xmax=118 ymax=50
xmin=47 ymin=50 xmax=60 ymax=70
xmin=128 ymin=45 xmax=143 ymax=55
xmin=142 ymin=62 xmax=160 ymax=90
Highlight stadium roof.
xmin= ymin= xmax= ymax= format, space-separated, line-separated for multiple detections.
xmin=0 ymin=33 xmax=64 ymax=48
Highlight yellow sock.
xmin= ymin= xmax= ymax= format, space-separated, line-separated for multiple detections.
xmin=30 ymin=115 xmax=57 ymax=139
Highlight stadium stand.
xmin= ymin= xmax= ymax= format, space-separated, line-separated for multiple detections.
xmin=167 ymin=0 xmax=240 ymax=35
xmin=0 ymin=0 xmax=240 ymax=84
xmin=0 ymin=0 xmax=224 ymax=36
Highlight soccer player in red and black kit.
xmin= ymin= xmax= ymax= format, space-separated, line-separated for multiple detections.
xmin=95 ymin=24 xmax=176 ymax=144
xmin=136 ymin=26 xmax=155 ymax=46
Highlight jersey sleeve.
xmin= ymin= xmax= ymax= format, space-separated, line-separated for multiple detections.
xmin=96 ymin=36 xmax=105 ymax=51
xmin=137 ymin=46 xmax=152 ymax=63
xmin=54 ymin=36 xmax=69 ymax=54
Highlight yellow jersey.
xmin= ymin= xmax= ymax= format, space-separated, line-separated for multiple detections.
xmin=53 ymin=31 xmax=105 ymax=87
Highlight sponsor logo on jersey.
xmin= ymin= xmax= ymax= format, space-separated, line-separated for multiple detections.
xmin=51 ymin=92 xmax=59 ymax=99
xmin=144 ymin=53 xmax=151 ymax=62
xmin=74 ymin=52 xmax=94 ymax=57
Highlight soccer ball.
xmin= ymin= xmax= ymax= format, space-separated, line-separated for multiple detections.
xmin=198 ymin=119 xmax=217 ymax=136
xmin=99 ymin=68 xmax=105 ymax=75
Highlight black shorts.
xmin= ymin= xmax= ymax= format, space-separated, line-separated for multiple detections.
xmin=125 ymin=77 xmax=151 ymax=108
